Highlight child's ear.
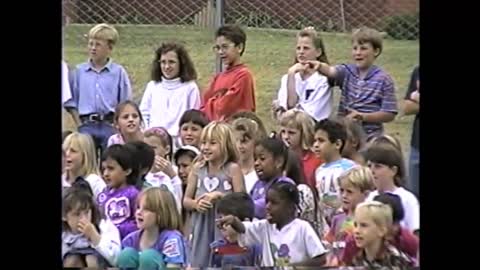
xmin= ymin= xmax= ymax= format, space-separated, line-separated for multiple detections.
xmin=125 ymin=168 xmax=132 ymax=176
xmin=377 ymin=225 xmax=389 ymax=238
xmin=391 ymin=165 xmax=398 ymax=176
xmin=165 ymin=145 xmax=171 ymax=155
xmin=315 ymin=48 xmax=323 ymax=59
xmin=335 ymin=139 xmax=343 ymax=150
xmin=351 ymin=138 xmax=359 ymax=149
xmin=275 ymin=157 xmax=284 ymax=170
xmin=374 ymin=48 xmax=381 ymax=57
xmin=236 ymin=43 xmax=244 ymax=54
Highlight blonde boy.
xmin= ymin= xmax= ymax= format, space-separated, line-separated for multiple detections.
xmin=64 ymin=24 xmax=132 ymax=156
xmin=323 ymin=166 xmax=375 ymax=266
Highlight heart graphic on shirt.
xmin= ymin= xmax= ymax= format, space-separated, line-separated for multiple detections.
xmin=203 ymin=176 xmax=220 ymax=192
xmin=223 ymin=181 xmax=232 ymax=191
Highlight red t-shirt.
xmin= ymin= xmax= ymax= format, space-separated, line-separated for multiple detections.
xmin=302 ymin=151 xmax=323 ymax=190
xmin=201 ymin=64 xmax=256 ymax=121
xmin=341 ymin=227 xmax=419 ymax=265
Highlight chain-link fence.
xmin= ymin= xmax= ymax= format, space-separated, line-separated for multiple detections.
xmin=63 ymin=0 xmax=418 ymax=74
xmin=63 ymin=0 xmax=418 ymax=45
xmin=224 ymin=0 xmax=418 ymax=40
xmin=62 ymin=0 xmax=419 ymax=151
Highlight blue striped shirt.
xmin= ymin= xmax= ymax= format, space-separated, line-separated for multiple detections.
xmin=64 ymin=60 xmax=132 ymax=115
xmin=335 ymin=64 xmax=397 ymax=139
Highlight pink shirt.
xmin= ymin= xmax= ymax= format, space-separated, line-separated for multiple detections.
xmin=107 ymin=133 xmax=125 ymax=146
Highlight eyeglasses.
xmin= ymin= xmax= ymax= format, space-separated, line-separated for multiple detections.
xmin=212 ymin=43 xmax=235 ymax=52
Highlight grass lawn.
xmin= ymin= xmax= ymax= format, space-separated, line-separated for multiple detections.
xmin=63 ymin=24 xmax=419 ymax=154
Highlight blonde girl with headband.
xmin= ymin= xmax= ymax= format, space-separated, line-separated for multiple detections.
xmin=347 ymin=201 xmax=413 ymax=268
xmin=232 ymin=116 xmax=266 ymax=194
xmin=143 ymin=127 xmax=183 ymax=213
xmin=278 ymin=109 xmax=323 ymax=191
xmin=183 ymin=121 xmax=245 ymax=267
xmin=63 ymin=132 xmax=106 ymax=199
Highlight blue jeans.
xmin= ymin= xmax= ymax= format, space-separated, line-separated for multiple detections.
xmin=78 ymin=121 xmax=116 ymax=158
xmin=407 ymin=146 xmax=419 ymax=197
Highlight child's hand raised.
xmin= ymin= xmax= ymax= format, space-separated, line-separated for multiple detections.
xmin=192 ymin=155 xmax=206 ymax=171
xmin=78 ymin=218 xmax=101 ymax=245
xmin=306 ymin=60 xmax=323 ymax=71
xmin=195 ymin=194 xmax=213 ymax=213
xmin=346 ymin=109 xmax=364 ymax=122
xmin=216 ymin=215 xmax=246 ymax=233
xmin=288 ymin=63 xmax=308 ymax=74
xmin=202 ymin=191 xmax=224 ymax=203
xmin=216 ymin=215 xmax=238 ymax=229
xmin=272 ymin=100 xmax=287 ymax=121
xmin=154 ymin=156 xmax=177 ymax=178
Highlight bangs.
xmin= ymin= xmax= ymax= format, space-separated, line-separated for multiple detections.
xmin=365 ymin=144 xmax=401 ymax=167
xmin=279 ymin=118 xmax=298 ymax=130
xmin=73 ymin=200 xmax=92 ymax=212
xmin=201 ymin=124 xmax=221 ymax=143
xmin=233 ymin=118 xmax=257 ymax=139
xmin=63 ymin=192 xmax=93 ymax=215
xmin=63 ymin=135 xmax=81 ymax=152
xmin=139 ymin=192 xmax=159 ymax=212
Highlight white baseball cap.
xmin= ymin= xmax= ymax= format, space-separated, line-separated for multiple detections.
xmin=174 ymin=145 xmax=200 ymax=161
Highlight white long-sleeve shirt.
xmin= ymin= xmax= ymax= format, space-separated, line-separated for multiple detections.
xmin=145 ymin=171 xmax=183 ymax=213
xmin=62 ymin=219 xmax=121 ymax=266
xmin=367 ymin=187 xmax=420 ymax=232
xmin=93 ymin=219 xmax=122 ymax=266
xmin=139 ymin=78 xmax=200 ymax=136
xmin=62 ymin=173 xmax=106 ymax=201
xmin=277 ymin=72 xmax=332 ymax=121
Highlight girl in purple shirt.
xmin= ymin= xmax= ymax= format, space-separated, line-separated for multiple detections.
xmin=117 ymin=187 xmax=187 ymax=269
xmin=97 ymin=144 xmax=140 ymax=239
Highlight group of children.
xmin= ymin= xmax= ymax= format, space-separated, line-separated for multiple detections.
xmin=61 ymin=22 xmax=420 ymax=268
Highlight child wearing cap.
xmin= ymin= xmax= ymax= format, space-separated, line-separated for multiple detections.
xmin=174 ymin=145 xmax=200 ymax=236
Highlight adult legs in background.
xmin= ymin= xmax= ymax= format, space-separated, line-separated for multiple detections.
xmin=78 ymin=121 xmax=116 ymax=159
xmin=407 ymin=146 xmax=419 ymax=198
